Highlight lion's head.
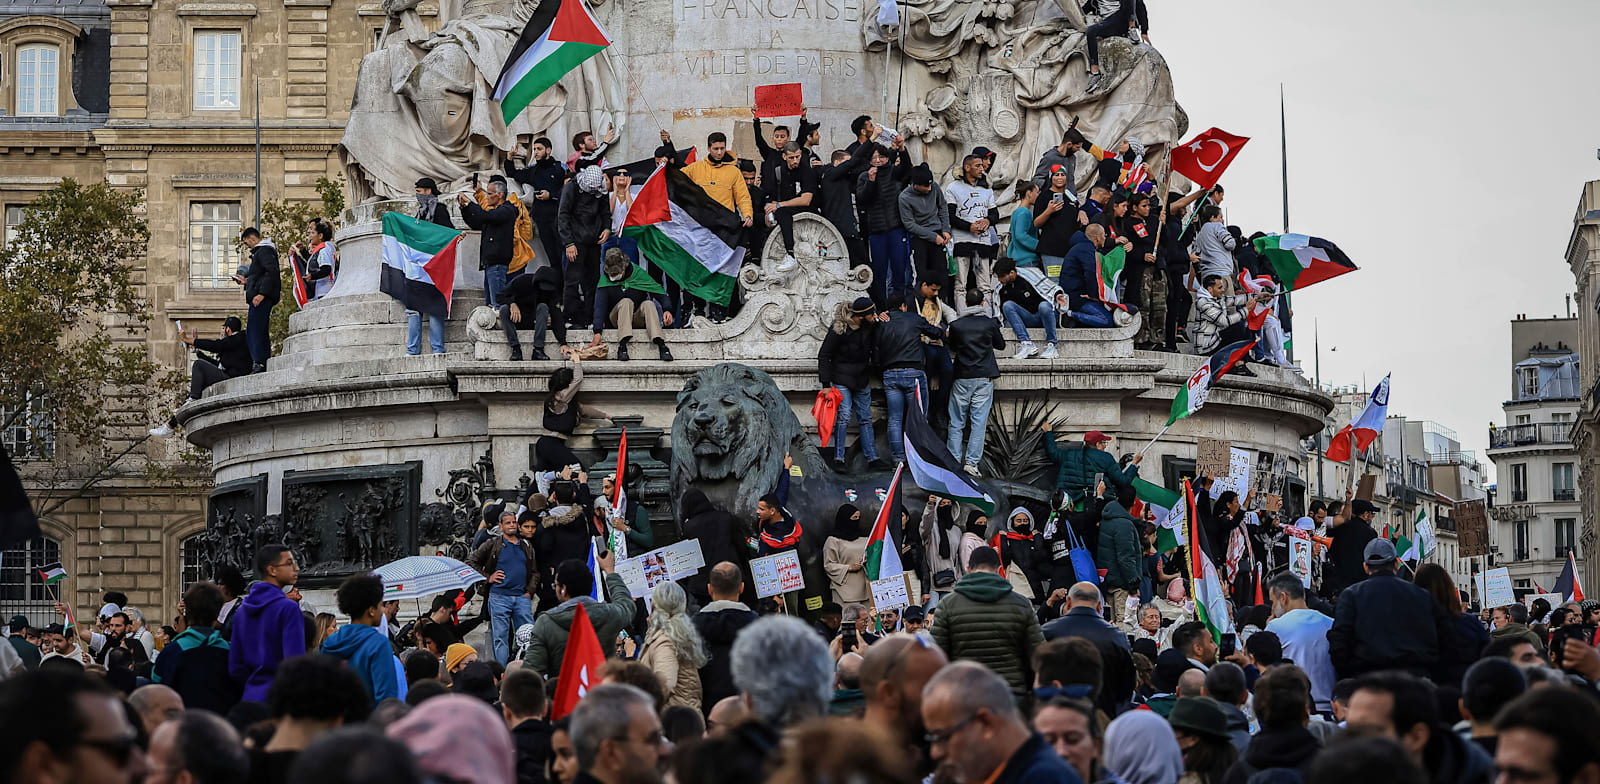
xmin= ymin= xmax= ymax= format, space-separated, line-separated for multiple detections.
xmin=671 ymin=364 xmax=797 ymax=483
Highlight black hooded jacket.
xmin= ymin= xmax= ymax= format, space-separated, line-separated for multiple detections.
xmin=678 ymin=489 xmax=746 ymax=602
xmin=1219 ymin=727 xmax=1320 ymax=784
xmin=691 ymin=598 xmax=760 ymax=714
xmin=819 ymin=143 xmax=873 ymax=238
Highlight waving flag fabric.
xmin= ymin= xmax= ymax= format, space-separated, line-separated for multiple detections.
xmin=1169 ymin=127 xmax=1249 ymax=191
xmin=1327 ymin=374 xmax=1390 ymax=462
xmin=865 ymin=464 xmax=906 ymax=581
xmin=550 ymin=602 xmax=605 ymax=718
xmin=1186 ymin=479 xmax=1234 ymax=643
xmin=380 ymin=212 xmax=464 ymax=319
xmin=622 ymin=165 xmax=744 ymax=306
xmin=1252 ymin=234 xmax=1357 ymax=292
xmin=1168 ymin=339 xmax=1255 ymax=426
xmin=492 ymin=0 xmax=612 ymax=124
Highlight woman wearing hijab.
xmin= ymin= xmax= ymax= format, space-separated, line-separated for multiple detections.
xmin=1104 ymin=710 xmax=1185 ymax=784
xmin=995 ymin=507 xmax=1045 ymax=601
xmin=386 ymin=695 xmax=515 ymax=784
xmin=679 ymin=488 xmax=747 ymax=605
xmin=1205 ymin=491 xmax=1243 ymax=567
xmin=823 ymin=505 xmax=872 ymax=605
xmin=921 ymin=496 xmax=964 ymax=600
xmin=641 ymin=582 xmax=709 ymax=710
xmin=958 ymin=510 xmax=989 ymax=576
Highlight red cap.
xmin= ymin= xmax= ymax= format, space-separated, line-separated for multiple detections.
xmin=1084 ymin=431 xmax=1113 ymax=445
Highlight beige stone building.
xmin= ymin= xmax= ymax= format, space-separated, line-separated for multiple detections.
xmin=1565 ymin=179 xmax=1600 ymax=595
xmin=0 ymin=0 xmax=412 ymax=628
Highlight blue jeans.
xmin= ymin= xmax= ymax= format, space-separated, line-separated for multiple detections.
xmin=833 ymin=386 xmax=879 ymax=462
xmin=1041 ymin=253 xmax=1067 ymax=284
xmin=868 ymin=229 xmax=912 ymax=305
xmin=947 ymin=377 xmax=994 ymax=468
xmin=486 ymin=591 xmax=534 ymax=665
xmin=1074 ymin=301 xmax=1115 ymax=328
xmin=246 ymin=301 xmax=271 ymax=365
xmin=882 ymin=368 xmax=927 ymax=463
xmin=1002 ymin=299 xmax=1058 ymax=344
xmin=485 ymin=264 xmax=509 ymax=308
xmin=407 ymin=310 xmax=445 ymax=354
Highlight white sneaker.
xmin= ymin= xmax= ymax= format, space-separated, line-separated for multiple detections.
xmin=775 ymin=254 xmax=798 ymax=273
xmin=1040 ymin=343 xmax=1059 ymax=360
xmin=963 ymin=464 xmax=980 ymax=477
xmin=1014 ymin=341 xmax=1039 ymax=360
xmin=148 ymin=423 xmax=175 ymax=438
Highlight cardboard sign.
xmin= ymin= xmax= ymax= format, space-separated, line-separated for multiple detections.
xmin=1456 ymin=500 xmax=1490 ymax=558
xmin=1264 ymin=494 xmax=1282 ymax=513
xmin=870 ymin=572 xmax=911 ymax=610
xmin=1483 ymin=567 xmax=1515 ymax=608
xmin=751 ymin=551 xmax=805 ymax=598
xmin=754 ymin=83 xmax=803 ymax=117
xmin=1210 ymin=447 xmax=1253 ymax=501
xmin=1526 ymin=592 xmax=1564 ymax=612
xmin=615 ymin=550 xmax=674 ymax=599
xmin=1288 ymin=538 xmax=1313 ymax=588
xmin=1196 ymin=438 xmax=1232 ymax=478
xmin=1355 ymin=474 xmax=1377 ymax=502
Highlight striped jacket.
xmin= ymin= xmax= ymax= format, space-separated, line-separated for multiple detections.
xmin=1192 ymin=290 xmax=1251 ymax=354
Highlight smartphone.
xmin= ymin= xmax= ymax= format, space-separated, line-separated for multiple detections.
xmin=1093 ymin=472 xmax=1105 ymax=492
xmin=1219 ymin=633 xmax=1237 ymax=658
xmin=1052 ymin=192 xmax=1065 ymax=205
xmin=839 ymin=620 xmax=857 ymax=652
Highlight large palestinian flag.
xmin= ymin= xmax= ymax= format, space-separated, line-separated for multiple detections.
xmin=901 ymin=390 xmax=996 ymax=514
xmin=1095 ymin=245 xmax=1128 ymax=310
xmin=380 ymin=212 xmax=464 ymax=319
xmin=865 ymin=464 xmax=906 ymax=581
xmin=621 ymin=165 xmax=744 ymax=306
xmin=1251 ymin=234 xmax=1357 ymax=292
xmin=1186 ymin=479 xmax=1234 ymax=643
xmin=1168 ymin=339 xmax=1255 ymax=426
xmin=492 ymin=0 xmax=612 ymax=125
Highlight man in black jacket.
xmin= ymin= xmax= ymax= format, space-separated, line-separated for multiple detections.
xmin=764 ymin=142 xmax=820 ymax=273
xmin=945 ymin=288 xmax=1004 ymax=475
xmin=875 ymin=293 xmax=945 ymax=464
xmin=236 ymin=227 xmax=279 ymax=372
xmin=1327 ymin=538 xmax=1451 ymax=680
xmin=504 ymin=136 xmax=569 ymax=270
xmin=818 ymin=297 xmax=884 ymax=470
xmin=501 ymin=669 xmax=554 ymax=784
xmin=499 ymin=266 xmax=565 ymax=361
xmin=691 ymin=562 xmax=760 ymax=714
xmin=1040 ymin=582 xmax=1135 ymax=713
xmin=820 ymin=146 xmax=874 ymax=269
xmin=458 ymin=179 xmax=520 ymax=308
xmin=1326 ymin=498 xmax=1379 ymax=596
xmin=557 ymin=165 xmax=611 ymax=327
xmin=857 ymin=142 xmax=913 ymax=305
xmin=413 ymin=177 xmax=455 ymax=227
xmin=151 ymin=316 xmax=252 ymax=437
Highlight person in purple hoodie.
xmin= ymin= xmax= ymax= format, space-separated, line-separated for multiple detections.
xmin=229 ymin=544 xmax=308 ymax=702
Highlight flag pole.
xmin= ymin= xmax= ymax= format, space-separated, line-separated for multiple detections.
xmin=624 ymin=69 xmax=667 ymax=135
xmin=1136 ymin=423 xmax=1173 ymax=458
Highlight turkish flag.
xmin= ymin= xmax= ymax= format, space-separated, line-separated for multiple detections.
xmin=550 ymin=602 xmax=606 ymax=719
xmin=1169 ymin=128 xmax=1249 ymax=191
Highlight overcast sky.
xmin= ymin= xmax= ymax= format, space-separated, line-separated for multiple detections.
xmin=1153 ymin=0 xmax=1599 ymax=479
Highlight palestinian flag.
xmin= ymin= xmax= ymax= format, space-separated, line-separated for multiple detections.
xmin=38 ymin=564 xmax=66 ymax=585
xmin=1383 ymin=524 xmax=1417 ymax=564
xmin=865 ymin=464 xmax=906 ymax=581
xmin=901 ymin=391 xmax=996 ymax=514
xmin=1131 ymin=479 xmax=1184 ymax=553
xmin=1251 ymin=234 xmax=1357 ymax=292
xmin=622 ymin=165 xmax=744 ymax=306
xmin=1186 ymin=479 xmax=1234 ymax=643
xmin=1095 ymin=245 xmax=1128 ymax=311
xmin=1555 ymin=550 xmax=1585 ymax=602
xmin=492 ymin=0 xmax=612 ymax=125
xmin=607 ymin=429 xmax=629 ymax=559
xmin=380 ymin=212 xmax=464 ymax=319
xmin=1168 ymin=339 xmax=1255 ymax=426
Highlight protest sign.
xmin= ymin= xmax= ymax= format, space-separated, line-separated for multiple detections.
xmin=615 ymin=550 xmax=674 ymax=599
xmin=1289 ymin=538 xmax=1313 ymax=588
xmin=662 ymin=538 xmax=705 ymax=577
xmin=1197 ymin=438 xmax=1231 ymax=478
xmin=871 ymin=572 xmax=911 ymax=610
xmin=1209 ymin=448 xmax=1253 ymax=500
xmin=1526 ymin=592 xmax=1563 ymax=612
xmin=1355 ymin=474 xmax=1377 ymax=502
xmin=1483 ymin=567 xmax=1515 ymax=608
xmin=1456 ymin=500 xmax=1489 ymax=558
xmin=754 ymin=83 xmax=803 ymax=117
xmin=1264 ymin=494 xmax=1282 ymax=513
xmin=751 ymin=550 xmax=805 ymax=598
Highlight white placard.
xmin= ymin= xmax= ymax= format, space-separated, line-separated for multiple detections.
xmin=663 ymin=538 xmax=706 ymax=577
xmin=1526 ymin=592 xmax=1564 ymax=612
xmin=750 ymin=551 xmax=805 ymax=598
xmin=1209 ymin=448 xmax=1254 ymax=501
xmin=870 ymin=572 xmax=911 ymax=610
xmin=1483 ymin=567 xmax=1515 ymax=608
xmin=613 ymin=540 xmax=705 ymax=599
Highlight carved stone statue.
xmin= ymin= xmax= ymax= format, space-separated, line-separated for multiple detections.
xmin=340 ymin=0 xmax=627 ymax=201
xmin=866 ymin=0 xmax=1187 ymax=205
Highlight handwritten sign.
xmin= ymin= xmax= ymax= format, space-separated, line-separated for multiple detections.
xmin=751 ymin=551 xmax=805 ymax=598
xmin=1526 ymin=592 xmax=1564 ymax=613
xmin=612 ymin=539 xmax=707 ymax=598
xmin=662 ymin=538 xmax=705 ymax=578
xmin=1196 ymin=438 xmax=1231 ymax=478
xmin=754 ymin=83 xmax=803 ymax=117
xmin=1209 ymin=448 xmax=1253 ymax=501
xmin=1456 ymin=500 xmax=1490 ymax=558
xmin=1483 ymin=567 xmax=1515 ymax=608
xmin=871 ymin=572 xmax=911 ymax=610
xmin=1355 ymin=474 xmax=1377 ymax=502
xmin=1264 ymin=494 xmax=1282 ymax=513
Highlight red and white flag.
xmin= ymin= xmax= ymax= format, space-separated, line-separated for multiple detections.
xmin=550 ymin=602 xmax=606 ymax=718
xmin=1170 ymin=128 xmax=1249 ymax=191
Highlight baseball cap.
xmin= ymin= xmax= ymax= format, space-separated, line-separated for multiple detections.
xmin=902 ymin=605 xmax=926 ymax=623
xmin=1363 ymin=537 xmax=1397 ymax=566
xmin=1084 ymin=431 xmax=1113 ymax=445
xmin=1351 ymin=499 xmax=1379 ymax=516
xmin=8 ymin=615 xmax=28 ymax=632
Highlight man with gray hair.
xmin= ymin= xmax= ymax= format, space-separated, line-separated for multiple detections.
xmin=458 ymin=175 xmax=521 ymax=309
xmin=1040 ymin=581 xmax=1134 ymax=712
xmin=145 ymin=710 xmax=249 ymax=784
xmin=731 ymin=615 xmax=833 ymax=728
xmin=569 ymin=683 xmax=666 ymax=784
xmin=128 ymin=684 xmax=184 ymax=736
xmin=122 ymin=607 xmax=155 ymax=660
xmin=922 ymin=661 xmax=1083 ymax=784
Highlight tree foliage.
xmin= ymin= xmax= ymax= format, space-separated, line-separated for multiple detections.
xmin=0 ymin=179 xmax=185 ymax=513
xmin=260 ymin=175 xmax=347 ymax=352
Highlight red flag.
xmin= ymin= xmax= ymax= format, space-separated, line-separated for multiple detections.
xmin=1253 ymin=564 xmax=1264 ymax=606
xmin=1169 ymin=128 xmax=1249 ymax=191
xmin=550 ymin=603 xmax=606 ymax=719
xmin=613 ymin=428 xmax=627 ymax=509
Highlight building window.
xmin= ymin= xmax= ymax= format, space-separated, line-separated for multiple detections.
xmin=0 ymin=535 xmax=63 ymax=627
xmin=1510 ymin=463 xmax=1527 ymax=502
xmin=193 ymin=31 xmax=241 ymax=110
xmin=16 ymin=44 xmax=59 ymax=116
xmin=1553 ymin=463 xmax=1575 ymax=502
xmin=1556 ymin=518 xmax=1578 ymax=558
xmin=1553 ymin=412 xmax=1572 ymax=423
xmin=180 ymin=534 xmax=206 ymax=589
xmin=3 ymin=205 xmax=23 ymax=248
xmin=1516 ymin=366 xmax=1539 ymax=399
xmin=1514 ymin=414 xmax=1531 ymax=425
xmin=1514 ymin=520 xmax=1529 ymax=561
xmin=188 ymin=201 xmax=242 ymax=289
xmin=1 ymin=390 xmax=54 ymax=460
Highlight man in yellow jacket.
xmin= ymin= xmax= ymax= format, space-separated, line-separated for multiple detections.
xmin=677 ymin=132 xmax=754 ymax=228
xmin=478 ymin=175 xmax=537 ymax=275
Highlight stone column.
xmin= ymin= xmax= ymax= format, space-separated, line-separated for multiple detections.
xmin=106 ymin=0 xmax=152 ymax=123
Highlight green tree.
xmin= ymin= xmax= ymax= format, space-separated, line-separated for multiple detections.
xmin=0 ymin=179 xmax=187 ymax=515
xmin=259 ymin=175 xmax=347 ymax=352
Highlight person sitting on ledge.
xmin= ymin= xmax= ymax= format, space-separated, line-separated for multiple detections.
xmin=499 ymin=265 xmax=565 ymax=361
xmin=150 ymin=316 xmax=252 ymax=438
xmin=589 ymin=248 xmax=674 ymax=362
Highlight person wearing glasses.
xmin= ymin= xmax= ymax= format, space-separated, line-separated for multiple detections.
xmin=568 ymin=683 xmax=667 ymax=784
xmin=923 ymin=661 xmax=1085 ymax=784
xmin=228 ymin=545 xmax=307 ymax=703
xmin=0 ymin=670 xmax=149 ymax=784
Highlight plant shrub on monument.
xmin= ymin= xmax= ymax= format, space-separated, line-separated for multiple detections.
xmin=0 ymin=178 xmax=188 ymax=515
